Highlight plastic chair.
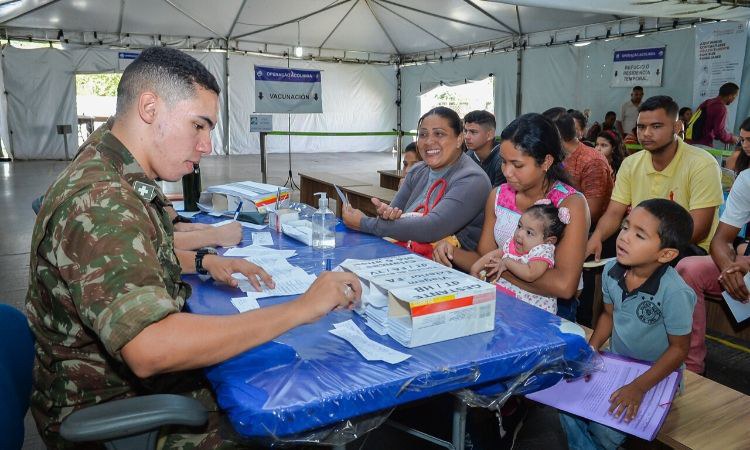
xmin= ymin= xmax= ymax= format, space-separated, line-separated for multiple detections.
xmin=0 ymin=304 xmax=209 ymax=450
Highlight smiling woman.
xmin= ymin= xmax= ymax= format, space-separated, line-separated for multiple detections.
xmin=342 ymin=106 xmax=491 ymax=252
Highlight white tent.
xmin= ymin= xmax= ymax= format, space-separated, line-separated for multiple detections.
xmin=1 ymin=1 xmax=750 ymax=159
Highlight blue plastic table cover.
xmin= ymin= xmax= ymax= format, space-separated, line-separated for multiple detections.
xmin=185 ymin=217 xmax=595 ymax=439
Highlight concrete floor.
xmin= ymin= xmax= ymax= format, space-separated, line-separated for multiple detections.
xmin=3 ymin=152 xmax=749 ymax=450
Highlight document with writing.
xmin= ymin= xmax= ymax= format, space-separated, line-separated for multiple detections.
xmin=525 ymin=352 xmax=680 ymax=441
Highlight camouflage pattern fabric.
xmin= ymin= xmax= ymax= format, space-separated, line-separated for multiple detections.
xmin=25 ymin=131 xmax=250 ymax=449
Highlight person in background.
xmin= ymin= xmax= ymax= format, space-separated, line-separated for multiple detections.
xmin=544 ymin=107 xmax=613 ymax=226
xmin=463 ymin=110 xmax=506 ymax=187
xmin=725 ymin=117 xmax=750 ymax=174
xmin=587 ymin=95 xmax=723 ymax=263
xmin=678 ymin=106 xmax=693 ymax=140
xmin=433 ymin=113 xmax=589 ymax=322
xmin=595 ymin=130 xmax=628 ymax=175
xmin=676 ymin=144 xmax=750 ymax=374
xmin=399 ymin=142 xmax=422 ymax=188
xmin=402 ymin=142 xmax=421 ymax=173
xmin=561 ymin=199 xmax=695 ymax=449
xmin=342 ymin=106 xmax=491 ymax=252
xmin=687 ymin=82 xmax=741 ymax=148
xmin=617 ymin=86 xmax=644 ymax=137
xmin=585 ymin=111 xmax=618 ymax=144
xmin=568 ymin=109 xmax=588 ymax=142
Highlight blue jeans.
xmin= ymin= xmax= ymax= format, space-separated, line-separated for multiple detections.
xmin=559 ymin=411 xmax=627 ymax=450
xmin=557 ymin=297 xmax=579 ymax=322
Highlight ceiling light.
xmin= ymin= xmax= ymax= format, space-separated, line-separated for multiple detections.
xmin=294 ymin=46 xmax=303 ymax=57
xmin=572 ymin=41 xmax=591 ymax=47
xmin=634 ymin=33 xmax=645 ymax=38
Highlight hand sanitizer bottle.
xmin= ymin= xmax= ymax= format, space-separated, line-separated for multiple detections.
xmin=312 ymin=192 xmax=336 ymax=249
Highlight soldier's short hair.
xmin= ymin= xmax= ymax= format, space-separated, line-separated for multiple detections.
xmin=116 ymin=47 xmax=220 ymax=117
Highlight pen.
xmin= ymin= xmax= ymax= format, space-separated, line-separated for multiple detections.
xmin=233 ymin=201 xmax=243 ymax=220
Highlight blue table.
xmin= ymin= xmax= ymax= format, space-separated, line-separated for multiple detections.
xmin=186 ymin=218 xmax=594 ymax=441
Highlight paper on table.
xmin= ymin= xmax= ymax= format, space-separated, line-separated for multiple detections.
xmin=208 ymin=211 xmax=224 ymax=217
xmin=721 ymin=291 xmax=750 ymax=322
xmin=329 ymin=320 xmax=410 ymax=364
xmin=251 ymin=232 xmax=274 ymax=246
xmin=233 ymin=270 xmax=315 ymax=298
xmin=178 ymin=211 xmax=200 ymax=218
xmin=222 ymin=246 xmax=296 ymax=258
xmin=244 ymin=255 xmax=296 ymax=273
xmin=240 ymin=222 xmax=268 ymax=230
xmin=230 ymin=296 xmax=260 ymax=313
xmin=212 ymin=219 xmax=235 ymax=227
xmin=171 ymin=201 xmax=185 ymax=211
xmin=525 ymin=352 xmax=680 ymax=441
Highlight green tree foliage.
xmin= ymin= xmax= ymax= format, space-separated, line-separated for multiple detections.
xmin=76 ymin=73 xmax=121 ymax=97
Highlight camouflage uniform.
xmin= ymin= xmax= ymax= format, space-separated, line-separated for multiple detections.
xmin=26 ymin=131 xmax=249 ymax=449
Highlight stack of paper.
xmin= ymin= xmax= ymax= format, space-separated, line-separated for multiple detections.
xmin=329 ymin=320 xmax=411 ymax=365
xmin=340 ymin=254 xmax=496 ymax=347
xmin=197 ymin=180 xmax=290 ymax=214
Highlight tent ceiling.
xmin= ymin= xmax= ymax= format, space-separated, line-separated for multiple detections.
xmin=1 ymin=0 xmax=749 ymax=57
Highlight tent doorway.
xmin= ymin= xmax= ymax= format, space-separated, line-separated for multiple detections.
xmin=419 ymin=77 xmax=494 ymax=120
xmin=75 ymin=73 xmax=120 ymax=146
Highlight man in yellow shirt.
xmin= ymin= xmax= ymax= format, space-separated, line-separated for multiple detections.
xmin=587 ymin=95 xmax=722 ymax=261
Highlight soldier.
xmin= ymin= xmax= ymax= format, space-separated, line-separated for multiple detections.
xmin=26 ymin=47 xmax=361 ymax=449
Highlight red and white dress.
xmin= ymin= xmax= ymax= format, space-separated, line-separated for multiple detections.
xmin=496 ymin=239 xmax=557 ymax=313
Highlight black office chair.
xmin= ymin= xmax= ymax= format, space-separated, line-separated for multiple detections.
xmin=0 ymin=304 xmax=208 ymax=450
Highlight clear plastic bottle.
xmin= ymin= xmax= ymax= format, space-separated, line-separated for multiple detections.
xmin=312 ymin=192 xmax=336 ymax=249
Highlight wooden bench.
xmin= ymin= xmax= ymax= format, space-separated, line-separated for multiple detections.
xmin=378 ymin=169 xmax=405 ymax=190
xmin=578 ymin=326 xmax=750 ymax=449
xmin=340 ymin=184 xmax=396 ymax=217
xmin=298 ymin=171 xmax=371 ymax=213
xmin=704 ymin=293 xmax=750 ymax=341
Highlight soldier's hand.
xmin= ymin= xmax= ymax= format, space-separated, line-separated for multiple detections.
xmin=293 ymin=272 xmax=362 ymax=324
xmin=174 ymin=222 xmax=211 ymax=232
xmin=203 ymin=256 xmax=274 ymax=290
xmin=211 ymin=221 xmax=243 ymax=247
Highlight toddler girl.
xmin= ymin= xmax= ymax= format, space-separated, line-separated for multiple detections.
xmin=482 ymin=200 xmax=569 ymax=313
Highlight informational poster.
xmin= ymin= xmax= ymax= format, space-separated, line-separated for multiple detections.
xmin=610 ymin=47 xmax=665 ymax=87
xmin=249 ymin=114 xmax=273 ymax=132
xmin=693 ymin=21 xmax=747 ymax=130
xmin=254 ymin=65 xmax=322 ymax=114
xmin=117 ymin=51 xmax=140 ymax=71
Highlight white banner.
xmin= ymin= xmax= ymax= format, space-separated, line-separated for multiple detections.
xmin=254 ymin=65 xmax=322 ymax=114
xmin=693 ymin=21 xmax=747 ymax=131
xmin=610 ymin=47 xmax=665 ymax=87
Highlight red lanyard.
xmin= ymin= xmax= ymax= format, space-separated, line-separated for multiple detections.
xmin=413 ymin=178 xmax=447 ymax=214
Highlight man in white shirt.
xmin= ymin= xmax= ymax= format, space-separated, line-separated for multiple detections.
xmin=617 ymin=86 xmax=644 ymax=137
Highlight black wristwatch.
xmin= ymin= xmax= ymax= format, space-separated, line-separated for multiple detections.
xmin=195 ymin=247 xmax=218 ymax=275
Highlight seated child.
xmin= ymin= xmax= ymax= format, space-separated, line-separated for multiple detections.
xmin=560 ymin=198 xmax=696 ymax=449
xmin=483 ymin=200 xmax=569 ymax=314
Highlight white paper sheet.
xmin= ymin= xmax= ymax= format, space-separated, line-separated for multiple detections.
xmin=211 ymin=219 xmax=235 ymax=227
xmin=222 ymin=246 xmax=296 ymax=258
xmin=251 ymin=232 xmax=274 ymax=246
xmin=233 ymin=271 xmax=315 ymax=298
xmin=230 ymin=296 xmax=261 ymax=312
xmin=329 ymin=320 xmax=411 ymax=364
xmin=240 ymin=222 xmax=268 ymax=230
xmin=721 ymin=291 xmax=750 ymax=322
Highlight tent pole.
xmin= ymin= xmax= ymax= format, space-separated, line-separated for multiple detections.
xmin=396 ymin=64 xmax=402 ymax=171
xmin=515 ymin=44 xmax=523 ymax=118
xmin=223 ymin=42 xmax=230 ymax=156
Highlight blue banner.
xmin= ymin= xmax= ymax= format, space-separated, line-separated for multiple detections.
xmin=254 ymin=65 xmax=323 ymax=114
xmin=613 ymin=47 xmax=665 ymax=62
